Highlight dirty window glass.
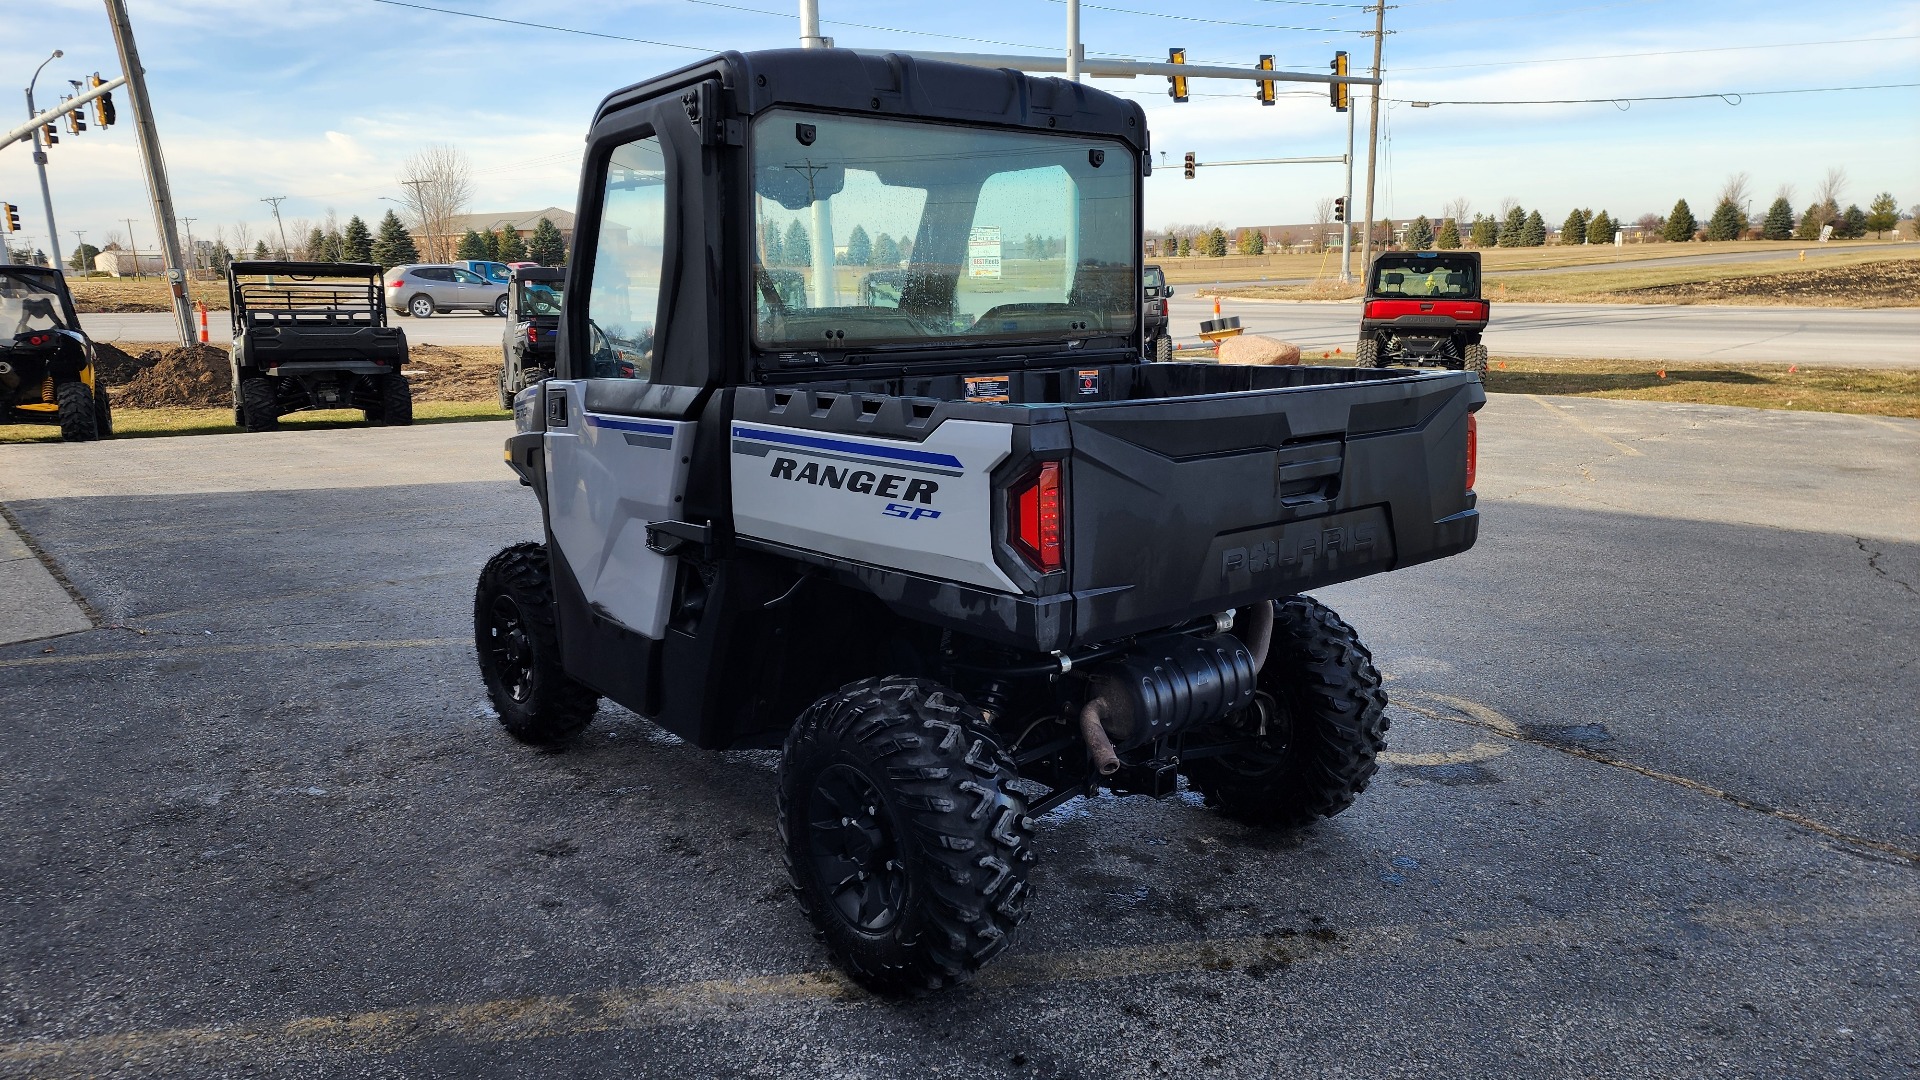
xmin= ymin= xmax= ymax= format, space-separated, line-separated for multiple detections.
xmin=585 ymin=134 xmax=666 ymax=380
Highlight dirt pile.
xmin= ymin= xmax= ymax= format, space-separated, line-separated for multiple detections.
xmin=91 ymin=341 xmax=159 ymax=384
xmin=116 ymin=344 xmax=232 ymax=409
xmin=403 ymin=344 xmax=500 ymax=403
xmin=1621 ymin=259 xmax=1920 ymax=308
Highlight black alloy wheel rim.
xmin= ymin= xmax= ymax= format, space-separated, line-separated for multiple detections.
xmin=485 ymin=594 xmax=536 ymax=702
xmin=806 ymin=765 xmax=907 ymax=932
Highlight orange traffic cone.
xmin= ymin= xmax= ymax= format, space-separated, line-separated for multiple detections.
xmin=1657 ymin=369 xmax=1666 ymax=379
xmin=1788 ymin=364 xmax=1798 ymax=373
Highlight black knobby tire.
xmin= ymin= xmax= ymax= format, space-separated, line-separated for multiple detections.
xmin=239 ymin=378 xmax=280 ymax=432
xmin=1464 ymin=342 xmax=1489 ymax=375
xmin=92 ymin=378 xmax=114 ymax=438
xmin=55 ymin=380 xmax=98 ymax=442
xmin=1184 ymin=597 xmax=1389 ymax=830
xmin=778 ymin=676 xmax=1035 ymax=996
xmin=498 ymin=368 xmax=514 ymax=410
xmin=473 ymin=542 xmax=598 ymax=743
xmin=1153 ymin=334 xmax=1174 ymax=363
xmin=1354 ymin=337 xmax=1384 ymax=369
xmin=380 ymin=373 xmax=414 ymax=426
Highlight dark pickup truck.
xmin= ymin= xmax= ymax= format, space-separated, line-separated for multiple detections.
xmin=472 ymin=48 xmax=1479 ymax=994
xmin=228 ymin=260 xmax=413 ymax=431
xmin=499 ymin=266 xmax=564 ymax=407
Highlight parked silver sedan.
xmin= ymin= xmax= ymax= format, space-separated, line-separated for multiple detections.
xmin=384 ymin=264 xmax=509 ymax=318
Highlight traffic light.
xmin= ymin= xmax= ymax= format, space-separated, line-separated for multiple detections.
xmin=1183 ymin=153 xmax=1196 ymax=180
xmin=1330 ymin=51 xmax=1350 ymax=112
xmin=41 ymin=124 xmax=58 ymax=147
xmin=1167 ymin=48 xmax=1188 ymax=103
xmin=90 ymin=74 xmax=116 ymax=128
xmin=1334 ymin=197 xmax=1346 ymax=223
xmin=1256 ymin=55 xmax=1276 ymax=106
xmin=2 ymin=203 xmax=19 ymax=233
xmin=65 ymin=100 xmax=86 ymax=136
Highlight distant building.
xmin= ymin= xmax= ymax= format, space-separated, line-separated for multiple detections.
xmin=93 ymin=249 xmax=166 ymax=277
xmin=434 ymin=207 xmax=576 ymax=249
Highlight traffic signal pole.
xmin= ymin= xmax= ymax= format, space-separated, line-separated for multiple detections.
xmin=25 ymin=52 xmax=65 ymax=271
xmin=104 ymin=0 xmax=193 ymax=345
xmin=1358 ymin=2 xmax=1388 ymax=279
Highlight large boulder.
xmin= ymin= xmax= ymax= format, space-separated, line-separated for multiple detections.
xmin=1216 ymin=334 xmax=1302 ymax=366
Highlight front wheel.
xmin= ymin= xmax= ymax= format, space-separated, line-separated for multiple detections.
xmin=779 ymin=676 xmax=1035 ymax=996
xmin=1464 ymin=342 xmax=1489 ymax=375
xmin=55 ymin=380 xmax=99 ymax=442
xmin=1184 ymin=596 xmax=1389 ymax=830
xmin=1354 ymin=337 xmax=1384 ymax=368
xmin=474 ymin=542 xmax=599 ymax=743
xmin=493 ymin=295 xmax=509 ymax=317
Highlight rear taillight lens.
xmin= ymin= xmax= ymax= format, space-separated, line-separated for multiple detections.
xmin=388 ymin=278 xmax=404 ymax=288
xmin=1009 ymin=461 xmax=1063 ymax=573
xmin=1465 ymin=413 xmax=1478 ymax=492
xmin=527 ymin=326 xmax=538 ymax=345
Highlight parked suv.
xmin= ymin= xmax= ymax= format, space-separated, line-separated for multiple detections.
xmin=384 ymin=264 xmax=509 ymax=318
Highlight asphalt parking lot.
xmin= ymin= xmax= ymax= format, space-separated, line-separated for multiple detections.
xmin=1 ymin=397 xmax=1916 ymax=1078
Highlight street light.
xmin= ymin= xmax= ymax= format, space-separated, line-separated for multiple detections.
xmin=24 ymin=49 xmax=66 ymax=269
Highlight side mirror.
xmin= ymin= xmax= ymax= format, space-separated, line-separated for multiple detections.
xmin=1166 ymin=287 xmax=1175 ymax=297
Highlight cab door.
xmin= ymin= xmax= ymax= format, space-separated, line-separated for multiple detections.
xmin=541 ymin=128 xmax=688 ymax=640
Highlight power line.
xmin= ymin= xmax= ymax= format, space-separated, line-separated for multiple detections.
xmin=1039 ymin=0 xmax=1364 ymax=33
xmin=366 ymin=0 xmax=714 ymax=51
xmin=1399 ymin=81 xmax=1920 ymax=108
xmin=1395 ymin=34 xmax=1920 ymax=72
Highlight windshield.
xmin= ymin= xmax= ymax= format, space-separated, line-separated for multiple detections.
xmin=1143 ymin=267 xmax=1165 ymax=292
xmin=0 ymin=278 xmax=68 ymax=335
xmin=517 ymin=279 xmax=564 ymax=316
xmin=751 ymin=109 xmax=1135 ymax=350
xmin=1371 ymin=257 xmax=1478 ymax=299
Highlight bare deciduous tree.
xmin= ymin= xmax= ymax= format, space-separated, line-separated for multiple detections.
xmin=1814 ymin=167 xmax=1846 ymax=210
xmin=1312 ymin=198 xmax=1335 ymax=252
xmin=229 ymin=221 xmax=253 ymax=255
xmin=400 ymin=143 xmax=474 ymax=263
xmin=1718 ymin=172 xmax=1752 ymax=215
xmin=286 ymin=218 xmax=313 ymax=259
xmin=1498 ymin=196 xmax=1520 ymax=219
xmin=1442 ymin=197 xmax=1472 ymax=231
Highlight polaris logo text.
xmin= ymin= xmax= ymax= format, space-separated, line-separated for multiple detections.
xmin=769 ymin=457 xmax=940 ymax=504
xmin=1222 ymin=525 xmax=1377 ymax=577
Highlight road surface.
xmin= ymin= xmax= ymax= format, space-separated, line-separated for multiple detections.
xmin=1167 ymin=297 xmax=1920 ymax=366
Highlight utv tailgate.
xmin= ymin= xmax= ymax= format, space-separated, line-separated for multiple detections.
xmin=1063 ymin=367 xmax=1480 ymax=643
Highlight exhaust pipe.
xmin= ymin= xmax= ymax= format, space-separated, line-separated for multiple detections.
xmin=1078 ymin=700 xmax=1121 ymax=776
xmin=1240 ymin=600 xmax=1275 ymax=673
xmin=0 ymin=361 xmax=13 ymax=375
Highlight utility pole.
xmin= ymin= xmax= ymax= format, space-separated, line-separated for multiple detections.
xmin=260 ymin=195 xmax=289 ymax=258
xmin=397 ymin=178 xmax=430 ymax=259
xmin=180 ymin=216 xmax=197 ymax=273
xmin=25 ymin=50 xmax=66 ymax=273
xmin=796 ymin=0 xmax=828 ymax=49
xmin=1358 ymin=1 xmax=1388 ymax=277
xmin=1065 ymin=0 xmax=1081 ymax=81
xmin=124 ymin=217 xmax=139 ymax=276
xmin=105 ymin=0 xmax=193 ymax=344
xmin=71 ymin=229 xmax=86 ymax=272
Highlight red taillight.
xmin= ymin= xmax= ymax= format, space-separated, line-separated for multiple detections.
xmin=1465 ymin=413 xmax=1478 ymax=492
xmin=527 ymin=326 xmax=538 ymax=345
xmin=388 ymin=278 xmax=404 ymax=288
xmin=27 ymin=334 xmax=48 ymax=346
xmin=1009 ymin=461 xmax=1063 ymax=573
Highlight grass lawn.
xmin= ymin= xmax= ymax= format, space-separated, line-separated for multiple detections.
xmin=0 ymin=400 xmax=508 ymax=444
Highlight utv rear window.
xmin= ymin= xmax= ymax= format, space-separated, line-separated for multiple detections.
xmin=750 ymin=109 xmax=1136 ymax=351
xmin=1370 ymin=257 xmax=1478 ymax=299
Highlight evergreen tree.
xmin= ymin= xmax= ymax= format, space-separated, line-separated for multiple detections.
xmin=1435 ymin=217 xmax=1461 ymax=249
xmin=1837 ymin=204 xmax=1867 ymax=239
xmin=304 ymin=227 xmax=326 ymax=260
xmin=1520 ymin=210 xmax=1547 ymax=247
xmin=497 ymin=228 xmax=527 ymax=262
xmin=1795 ymin=199 xmax=1836 ymax=240
xmin=68 ymin=243 xmax=102 ymax=272
xmin=1863 ymin=193 xmax=1898 ymax=238
xmin=1760 ymin=198 xmax=1794 ymax=241
xmin=1705 ymin=197 xmax=1745 ymax=241
xmin=1405 ymin=215 xmax=1435 ymax=251
xmin=844 ymin=224 xmax=872 ymax=267
xmin=370 ymin=209 xmax=419 ymax=267
xmin=1498 ymin=205 xmax=1528 ymax=247
xmin=1236 ymin=229 xmax=1266 ymax=255
xmin=253 ymin=240 xmax=271 ymax=260
xmin=783 ymin=220 xmax=810 ymax=267
xmin=760 ymin=222 xmax=785 ymax=266
xmin=1586 ymin=210 xmax=1615 ymax=245
xmin=528 ymin=217 xmax=567 ymax=266
xmin=1662 ymin=199 xmax=1697 ymax=242
xmin=210 ymin=242 xmax=233 ymax=272
xmin=1561 ymin=208 xmax=1588 ymax=245
xmin=342 ymin=215 xmax=373 ymax=263
xmin=873 ymin=232 xmax=901 ymax=267
xmin=1206 ymin=227 xmax=1228 ymax=256
xmin=1177 ymin=236 xmax=1192 ymax=257
xmin=1469 ymin=214 xmax=1498 ymax=248
xmin=456 ymin=229 xmax=489 ymax=260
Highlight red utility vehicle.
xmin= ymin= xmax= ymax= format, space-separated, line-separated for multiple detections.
xmin=1355 ymin=251 xmax=1489 ymax=374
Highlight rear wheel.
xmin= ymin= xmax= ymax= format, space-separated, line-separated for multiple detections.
xmin=55 ymin=380 xmax=98 ymax=442
xmin=474 ymin=542 xmax=598 ymax=743
xmin=1184 ymin=596 xmax=1390 ymax=830
xmin=779 ymin=676 xmax=1034 ymax=996
xmin=498 ymin=368 xmax=514 ymax=410
xmin=408 ymin=295 xmax=435 ymax=319
xmin=493 ymin=295 xmax=509 ymax=317
xmin=1355 ymin=337 xmax=1385 ymax=368
xmin=92 ymin=378 xmax=114 ymax=438
xmin=1464 ymin=342 xmax=1489 ymax=375
xmin=239 ymin=377 xmax=279 ymax=432
xmin=1153 ymin=334 xmax=1174 ymax=363
xmin=378 ymin=373 xmax=413 ymax=426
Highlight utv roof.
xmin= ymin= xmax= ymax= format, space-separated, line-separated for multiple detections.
xmin=0 ymin=264 xmax=66 ymax=281
xmin=508 ymin=266 xmax=564 ymax=282
xmin=227 ymin=260 xmax=383 ymax=278
xmin=592 ymin=48 xmax=1150 ymax=155
xmin=1373 ymin=251 xmax=1480 ymax=265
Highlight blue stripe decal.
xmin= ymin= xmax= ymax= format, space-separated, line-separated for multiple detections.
xmin=732 ymin=425 xmax=964 ymax=470
xmin=586 ymin=413 xmax=676 ymax=437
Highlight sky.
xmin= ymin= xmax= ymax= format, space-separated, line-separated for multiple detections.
xmin=3 ymin=0 xmax=1917 ymax=261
